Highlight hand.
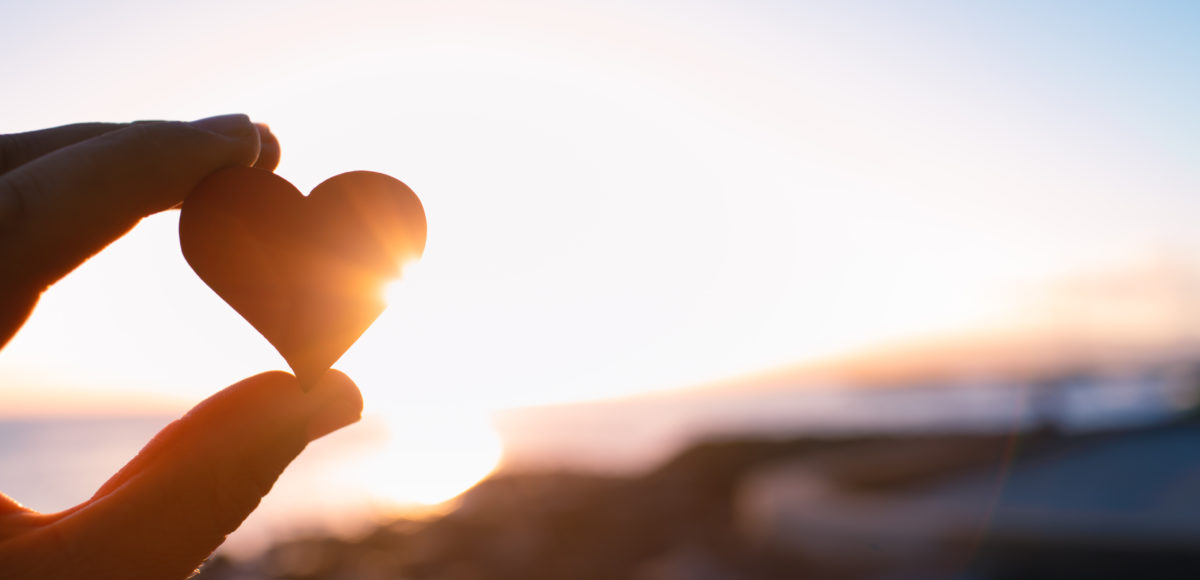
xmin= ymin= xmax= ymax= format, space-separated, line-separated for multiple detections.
xmin=0 ymin=116 xmax=364 ymax=579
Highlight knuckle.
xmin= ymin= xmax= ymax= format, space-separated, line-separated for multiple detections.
xmin=94 ymin=121 xmax=184 ymax=159
xmin=97 ymin=120 xmax=207 ymax=184
xmin=123 ymin=120 xmax=173 ymax=143
xmin=121 ymin=120 xmax=198 ymax=147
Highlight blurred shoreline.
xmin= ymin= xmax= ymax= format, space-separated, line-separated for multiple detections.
xmin=4 ymin=351 xmax=1200 ymax=577
xmin=199 ymin=412 xmax=1200 ymax=579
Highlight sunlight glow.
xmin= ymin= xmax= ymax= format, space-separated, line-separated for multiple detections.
xmin=339 ymin=411 xmax=504 ymax=507
xmin=383 ymin=259 xmax=423 ymax=306
xmin=4 ymin=0 xmax=1198 ymax=533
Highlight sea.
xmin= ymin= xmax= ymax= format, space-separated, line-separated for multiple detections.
xmin=0 ymin=413 xmax=401 ymax=557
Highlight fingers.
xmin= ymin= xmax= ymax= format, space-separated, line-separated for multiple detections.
xmin=0 ymin=115 xmax=260 ymax=295
xmin=0 ymin=491 xmax=29 ymax=517
xmin=0 ymin=117 xmax=280 ymax=350
xmin=0 ymin=123 xmax=127 ymax=175
xmin=0 ymin=493 xmax=39 ymax=552
xmin=254 ymin=123 xmax=281 ymax=171
xmin=43 ymin=371 xmax=362 ymax=580
xmin=0 ymin=119 xmax=280 ymax=177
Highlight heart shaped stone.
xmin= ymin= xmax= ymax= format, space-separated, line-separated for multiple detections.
xmin=180 ymin=167 xmax=427 ymax=390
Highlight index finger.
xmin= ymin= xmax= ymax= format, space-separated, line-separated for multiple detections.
xmin=0 ymin=115 xmax=261 ymax=295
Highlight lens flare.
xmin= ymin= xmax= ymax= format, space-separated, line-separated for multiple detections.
xmin=383 ymin=259 xmax=423 ymax=305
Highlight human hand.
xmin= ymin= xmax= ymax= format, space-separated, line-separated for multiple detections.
xmin=0 ymin=114 xmax=276 ymax=342
xmin=0 ymin=116 xmax=364 ymax=579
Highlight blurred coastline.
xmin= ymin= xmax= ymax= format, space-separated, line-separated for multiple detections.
xmin=5 ymin=347 xmax=1200 ymax=578
xmin=4 ymin=1 xmax=1198 ymax=577
xmin=195 ymin=352 xmax=1200 ymax=579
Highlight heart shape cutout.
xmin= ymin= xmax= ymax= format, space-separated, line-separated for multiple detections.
xmin=180 ymin=167 xmax=427 ymax=389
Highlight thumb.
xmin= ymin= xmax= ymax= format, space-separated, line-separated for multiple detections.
xmin=39 ymin=371 xmax=362 ymax=580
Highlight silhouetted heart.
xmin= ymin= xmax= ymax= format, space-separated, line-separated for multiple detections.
xmin=180 ymin=167 xmax=427 ymax=390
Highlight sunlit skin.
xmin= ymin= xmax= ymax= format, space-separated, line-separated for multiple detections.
xmin=0 ymin=116 xmax=363 ymax=579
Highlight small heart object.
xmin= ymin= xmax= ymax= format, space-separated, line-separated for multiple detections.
xmin=180 ymin=167 xmax=427 ymax=390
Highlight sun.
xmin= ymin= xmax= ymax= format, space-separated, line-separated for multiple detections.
xmin=342 ymin=257 xmax=506 ymax=508
xmin=382 ymin=259 xmax=423 ymax=305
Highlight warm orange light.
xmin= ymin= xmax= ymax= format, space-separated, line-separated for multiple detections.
xmin=339 ymin=413 xmax=503 ymax=507
xmin=382 ymin=259 xmax=423 ymax=305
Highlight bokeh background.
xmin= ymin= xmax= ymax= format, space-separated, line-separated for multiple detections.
xmin=3 ymin=1 xmax=1200 ymax=578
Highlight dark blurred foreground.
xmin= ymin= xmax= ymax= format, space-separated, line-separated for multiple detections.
xmin=197 ymin=409 xmax=1200 ymax=580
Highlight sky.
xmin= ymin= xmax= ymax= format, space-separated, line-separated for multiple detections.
xmin=2 ymin=0 xmax=1200 ymax=502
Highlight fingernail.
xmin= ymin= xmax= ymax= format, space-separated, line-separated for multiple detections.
xmin=191 ymin=114 xmax=255 ymax=139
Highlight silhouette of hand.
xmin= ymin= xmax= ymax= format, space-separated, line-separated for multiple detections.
xmin=0 ymin=116 xmax=363 ymax=579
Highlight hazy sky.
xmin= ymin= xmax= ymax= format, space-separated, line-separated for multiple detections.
xmin=3 ymin=0 xmax=1200 ymax=418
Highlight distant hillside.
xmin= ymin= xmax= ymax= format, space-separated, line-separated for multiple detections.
xmin=681 ymin=328 xmax=1200 ymax=399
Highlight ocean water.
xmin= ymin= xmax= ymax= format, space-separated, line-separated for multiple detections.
xmin=0 ymin=416 xmax=173 ymax=513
